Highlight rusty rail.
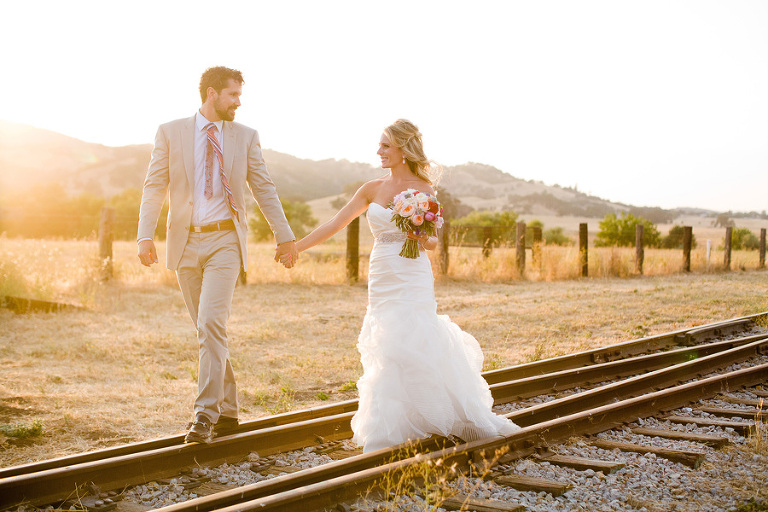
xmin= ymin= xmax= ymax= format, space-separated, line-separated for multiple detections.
xmin=1 ymin=314 xmax=765 ymax=510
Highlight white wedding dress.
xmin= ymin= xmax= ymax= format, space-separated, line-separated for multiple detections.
xmin=350 ymin=202 xmax=520 ymax=452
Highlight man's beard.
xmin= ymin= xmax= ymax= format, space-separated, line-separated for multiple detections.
xmin=215 ymin=103 xmax=236 ymax=122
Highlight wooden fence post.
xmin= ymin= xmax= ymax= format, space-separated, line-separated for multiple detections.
xmin=635 ymin=224 xmax=644 ymax=275
xmin=482 ymin=226 xmax=492 ymax=258
xmin=98 ymin=207 xmax=115 ymax=280
xmin=437 ymin=220 xmax=450 ymax=275
xmin=724 ymin=226 xmax=732 ymax=271
xmin=346 ymin=216 xmax=359 ymax=283
xmin=579 ymin=223 xmax=588 ymax=277
xmin=760 ymin=228 xmax=766 ymax=269
xmin=516 ymin=222 xmax=526 ymax=276
xmin=532 ymin=226 xmax=542 ymax=268
xmin=682 ymin=226 xmax=692 ymax=272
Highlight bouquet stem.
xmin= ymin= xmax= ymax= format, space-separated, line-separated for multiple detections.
xmin=399 ymin=238 xmax=420 ymax=258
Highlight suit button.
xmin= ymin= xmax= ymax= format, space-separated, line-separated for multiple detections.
xmin=189 ymin=201 xmax=194 ymax=206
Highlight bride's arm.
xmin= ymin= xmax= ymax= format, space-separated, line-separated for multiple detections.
xmin=296 ymin=184 xmax=374 ymax=253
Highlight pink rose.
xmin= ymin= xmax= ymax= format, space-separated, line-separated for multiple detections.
xmin=424 ymin=212 xmax=436 ymax=222
xmin=400 ymin=203 xmax=415 ymax=216
xmin=412 ymin=214 xmax=424 ymax=226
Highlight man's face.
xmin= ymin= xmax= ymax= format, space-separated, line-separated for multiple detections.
xmin=212 ymin=79 xmax=242 ymax=121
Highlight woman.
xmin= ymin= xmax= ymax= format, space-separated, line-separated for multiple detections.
xmin=294 ymin=119 xmax=519 ymax=452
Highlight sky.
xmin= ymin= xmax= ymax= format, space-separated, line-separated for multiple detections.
xmin=2 ymin=0 xmax=767 ymax=213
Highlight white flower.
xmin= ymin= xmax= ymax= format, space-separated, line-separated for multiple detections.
xmin=415 ymin=192 xmax=429 ymax=210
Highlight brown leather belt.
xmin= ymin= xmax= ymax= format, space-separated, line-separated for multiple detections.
xmin=190 ymin=219 xmax=236 ymax=233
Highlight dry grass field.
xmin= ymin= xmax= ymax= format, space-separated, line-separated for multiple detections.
xmin=0 ymin=238 xmax=767 ymax=468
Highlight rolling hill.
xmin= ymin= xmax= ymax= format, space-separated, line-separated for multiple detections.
xmin=0 ymin=120 xmax=720 ymax=224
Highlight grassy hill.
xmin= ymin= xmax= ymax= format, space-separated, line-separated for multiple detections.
xmin=1 ymin=119 xmax=743 ymax=227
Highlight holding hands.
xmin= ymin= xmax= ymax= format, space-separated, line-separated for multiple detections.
xmin=274 ymin=240 xmax=299 ymax=268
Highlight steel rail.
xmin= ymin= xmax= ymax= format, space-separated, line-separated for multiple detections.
xmin=119 ymin=339 xmax=768 ymax=512
xmin=490 ymin=332 xmax=768 ymax=403
xmin=1 ymin=332 xmax=766 ymax=509
xmin=0 ymin=400 xmax=360 ymax=480
xmin=483 ymin=313 xmax=764 ymax=384
xmin=2 ymin=312 xmax=761 ymax=482
xmin=506 ymin=336 xmax=768 ymax=427
xmin=168 ymin=362 xmax=768 ymax=512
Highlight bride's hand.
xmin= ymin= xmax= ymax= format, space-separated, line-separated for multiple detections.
xmin=407 ymin=232 xmax=425 ymax=242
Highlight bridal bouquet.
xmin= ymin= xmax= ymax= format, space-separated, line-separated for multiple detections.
xmin=388 ymin=189 xmax=444 ymax=258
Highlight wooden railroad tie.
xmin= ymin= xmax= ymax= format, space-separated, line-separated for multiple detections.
xmin=696 ymin=406 xmax=762 ymax=420
xmin=719 ymin=395 xmax=765 ymax=408
xmin=590 ymin=439 xmax=706 ymax=469
xmin=752 ymin=389 xmax=768 ymax=398
xmin=665 ymin=415 xmax=757 ymax=436
xmin=630 ymin=427 xmax=730 ymax=448
xmin=492 ymin=474 xmax=573 ymax=497
xmin=440 ymin=494 xmax=526 ymax=512
xmin=535 ymin=453 xmax=625 ymax=474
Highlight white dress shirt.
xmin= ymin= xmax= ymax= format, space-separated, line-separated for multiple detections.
xmin=192 ymin=111 xmax=232 ymax=226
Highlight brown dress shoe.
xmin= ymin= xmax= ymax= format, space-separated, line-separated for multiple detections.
xmin=184 ymin=414 xmax=213 ymax=444
xmin=214 ymin=416 xmax=239 ymax=436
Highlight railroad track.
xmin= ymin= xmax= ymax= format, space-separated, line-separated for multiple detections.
xmin=2 ymin=312 xmax=767 ymax=512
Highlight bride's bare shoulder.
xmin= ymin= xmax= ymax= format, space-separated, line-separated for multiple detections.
xmin=355 ymin=178 xmax=387 ymax=203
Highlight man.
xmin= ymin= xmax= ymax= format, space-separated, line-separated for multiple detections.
xmin=138 ymin=66 xmax=298 ymax=443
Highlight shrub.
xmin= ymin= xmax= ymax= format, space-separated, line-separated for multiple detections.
xmin=731 ymin=227 xmax=759 ymax=250
xmin=544 ymin=226 xmax=572 ymax=246
xmin=595 ymin=213 xmax=660 ymax=248
xmin=661 ymin=225 xmax=697 ymax=249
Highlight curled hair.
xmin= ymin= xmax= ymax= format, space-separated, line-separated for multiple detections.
xmin=199 ymin=66 xmax=244 ymax=102
xmin=384 ymin=119 xmax=442 ymax=185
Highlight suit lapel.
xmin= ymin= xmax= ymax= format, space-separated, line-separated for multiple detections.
xmin=223 ymin=122 xmax=236 ymax=180
xmin=182 ymin=116 xmax=196 ymax=189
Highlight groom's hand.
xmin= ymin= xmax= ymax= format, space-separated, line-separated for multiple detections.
xmin=138 ymin=240 xmax=159 ymax=267
xmin=275 ymin=240 xmax=298 ymax=269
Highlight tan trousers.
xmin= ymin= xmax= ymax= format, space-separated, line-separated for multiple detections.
xmin=176 ymin=229 xmax=241 ymax=423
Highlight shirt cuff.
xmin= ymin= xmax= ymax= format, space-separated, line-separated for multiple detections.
xmin=137 ymin=237 xmax=153 ymax=244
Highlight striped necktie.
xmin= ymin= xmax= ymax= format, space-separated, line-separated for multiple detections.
xmin=205 ymin=123 xmax=240 ymax=221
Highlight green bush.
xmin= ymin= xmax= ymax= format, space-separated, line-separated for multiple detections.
xmin=451 ymin=210 xmax=519 ymax=247
xmin=595 ymin=213 xmax=661 ymax=248
xmin=661 ymin=225 xmax=697 ymax=249
xmin=731 ymin=227 xmax=759 ymax=250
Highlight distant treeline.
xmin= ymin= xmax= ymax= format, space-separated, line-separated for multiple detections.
xmin=1 ymin=184 xmax=763 ymax=252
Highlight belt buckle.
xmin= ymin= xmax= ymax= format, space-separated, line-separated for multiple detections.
xmin=192 ymin=226 xmax=203 ymax=233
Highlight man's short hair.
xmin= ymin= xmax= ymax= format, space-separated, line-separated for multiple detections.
xmin=199 ymin=66 xmax=244 ymax=102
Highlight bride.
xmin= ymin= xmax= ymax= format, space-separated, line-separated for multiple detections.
xmin=292 ymin=119 xmax=519 ymax=452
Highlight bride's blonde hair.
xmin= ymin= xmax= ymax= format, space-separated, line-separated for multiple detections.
xmin=384 ymin=119 xmax=442 ymax=186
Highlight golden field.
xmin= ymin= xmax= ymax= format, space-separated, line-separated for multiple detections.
xmin=0 ymin=238 xmax=766 ymax=467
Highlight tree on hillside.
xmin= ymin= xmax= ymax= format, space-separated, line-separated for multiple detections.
xmin=713 ymin=213 xmax=734 ymax=228
xmin=595 ymin=213 xmax=661 ymax=247
xmin=627 ymin=206 xmax=675 ymax=224
xmin=249 ymin=199 xmax=318 ymax=242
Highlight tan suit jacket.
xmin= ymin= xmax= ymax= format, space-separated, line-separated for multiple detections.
xmin=138 ymin=115 xmax=294 ymax=271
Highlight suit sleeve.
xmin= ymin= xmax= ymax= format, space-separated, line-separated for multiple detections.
xmin=137 ymin=125 xmax=170 ymax=241
xmin=245 ymin=129 xmax=295 ymax=245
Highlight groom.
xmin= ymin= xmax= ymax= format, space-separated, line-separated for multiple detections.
xmin=137 ymin=66 xmax=298 ymax=443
